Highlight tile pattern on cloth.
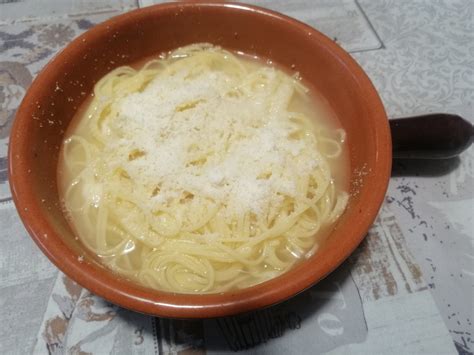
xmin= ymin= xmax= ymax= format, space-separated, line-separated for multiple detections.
xmin=1 ymin=278 xmax=56 ymax=354
xmin=0 ymin=5 xmax=136 ymax=355
xmin=349 ymin=203 xmax=428 ymax=302
xmin=353 ymin=0 xmax=473 ymax=352
xmin=33 ymin=275 xmax=83 ymax=354
xmin=0 ymin=0 xmax=472 ymax=354
xmin=203 ymin=263 xmax=367 ymax=354
xmin=31 ymin=202 xmax=457 ymax=354
xmin=325 ymin=290 xmax=458 ymax=355
xmin=0 ymin=203 xmax=58 ymax=354
xmin=0 ymin=8 xmax=133 ymax=202
xmin=139 ymin=0 xmax=383 ymax=53
xmin=0 ymin=0 xmax=137 ymax=23
xmin=353 ymin=0 xmax=474 ymax=118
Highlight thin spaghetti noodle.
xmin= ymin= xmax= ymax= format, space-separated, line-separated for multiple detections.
xmin=59 ymin=44 xmax=348 ymax=294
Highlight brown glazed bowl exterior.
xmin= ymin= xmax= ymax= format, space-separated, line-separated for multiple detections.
xmin=9 ymin=2 xmax=391 ymax=318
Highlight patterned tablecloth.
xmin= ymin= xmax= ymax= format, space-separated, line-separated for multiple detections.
xmin=0 ymin=1 xmax=472 ymax=354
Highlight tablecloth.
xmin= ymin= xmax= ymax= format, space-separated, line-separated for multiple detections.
xmin=0 ymin=1 xmax=472 ymax=354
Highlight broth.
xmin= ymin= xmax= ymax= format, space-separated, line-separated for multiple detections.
xmin=58 ymin=43 xmax=349 ymax=294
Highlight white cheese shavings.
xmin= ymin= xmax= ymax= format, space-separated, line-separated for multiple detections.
xmin=102 ymin=61 xmax=319 ymax=219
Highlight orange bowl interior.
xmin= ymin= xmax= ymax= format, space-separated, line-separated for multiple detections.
xmin=9 ymin=2 xmax=391 ymax=318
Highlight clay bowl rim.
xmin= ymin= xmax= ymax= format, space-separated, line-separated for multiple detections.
xmin=9 ymin=1 xmax=391 ymax=319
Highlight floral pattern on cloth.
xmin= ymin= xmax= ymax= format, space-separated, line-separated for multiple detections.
xmin=37 ymin=24 xmax=75 ymax=48
xmin=0 ymin=14 xmax=107 ymax=202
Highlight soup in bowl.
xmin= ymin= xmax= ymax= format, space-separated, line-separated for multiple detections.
xmin=9 ymin=2 xmax=391 ymax=318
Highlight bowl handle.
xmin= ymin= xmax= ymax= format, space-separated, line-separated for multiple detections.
xmin=390 ymin=113 xmax=473 ymax=159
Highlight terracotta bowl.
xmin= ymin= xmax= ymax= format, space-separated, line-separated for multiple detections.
xmin=9 ymin=2 xmax=391 ymax=318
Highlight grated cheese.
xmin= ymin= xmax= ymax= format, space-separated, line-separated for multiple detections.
xmin=103 ymin=63 xmax=318 ymax=218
